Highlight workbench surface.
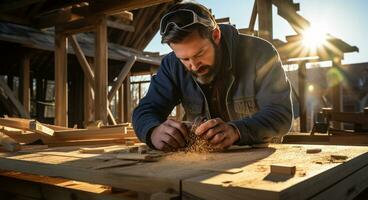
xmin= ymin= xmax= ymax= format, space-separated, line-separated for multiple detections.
xmin=0 ymin=144 xmax=367 ymax=200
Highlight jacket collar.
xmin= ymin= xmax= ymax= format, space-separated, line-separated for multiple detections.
xmin=219 ymin=24 xmax=239 ymax=72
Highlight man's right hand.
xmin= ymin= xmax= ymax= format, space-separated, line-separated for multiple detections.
xmin=150 ymin=119 xmax=189 ymax=151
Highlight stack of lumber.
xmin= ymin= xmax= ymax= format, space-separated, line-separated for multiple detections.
xmin=0 ymin=117 xmax=138 ymax=147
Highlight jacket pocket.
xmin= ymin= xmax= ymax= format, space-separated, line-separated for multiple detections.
xmin=233 ymin=97 xmax=258 ymax=118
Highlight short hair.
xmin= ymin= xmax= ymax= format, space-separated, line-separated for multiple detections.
xmin=161 ymin=2 xmax=217 ymax=44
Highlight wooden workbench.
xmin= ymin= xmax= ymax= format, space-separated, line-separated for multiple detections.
xmin=0 ymin=144 xmax=367 ymax=200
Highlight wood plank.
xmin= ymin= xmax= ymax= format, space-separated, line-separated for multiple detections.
xmin=0 ymin=144 xmax=368 ymax=198
xmin=282 ymin=133 xmax=368 ymax=146
xmin=182 ymin=144 xmax=368 ymax=200
xmin=312 ymin=164 xmax=368 ymax=200
xmin=54 ymin=31 xmax=68 ymax=127
xmin=0 ymin=171 xmax=136 ymax=200
xmin=0 ymin=118 xmax=54 ymax=136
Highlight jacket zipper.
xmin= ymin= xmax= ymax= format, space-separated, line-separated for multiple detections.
xmin=192 ymin=77 xmax=212 ymax=120
xmin=225 ymin=74 xmax=235 ymax=120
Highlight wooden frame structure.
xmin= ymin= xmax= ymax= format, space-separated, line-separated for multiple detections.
xmin=240 ymin=0 xmax=359 ymax=132
xmin=0 ymin=0 xmax=175 ymax=127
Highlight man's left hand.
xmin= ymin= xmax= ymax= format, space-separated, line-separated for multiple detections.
xmin=195 ymin=118 xmax=240 ymax=151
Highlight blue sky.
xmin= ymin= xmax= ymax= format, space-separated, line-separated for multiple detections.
xmin=145 ymin=0 xmax=368 ymax=64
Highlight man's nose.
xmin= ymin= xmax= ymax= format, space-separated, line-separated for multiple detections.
xmin=189 ymin=59 xmax=201 ymax=71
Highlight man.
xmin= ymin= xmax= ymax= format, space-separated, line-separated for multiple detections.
xmin=133 ymin=2 xmax=293 ymax=151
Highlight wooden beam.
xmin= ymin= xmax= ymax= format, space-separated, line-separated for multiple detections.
xmin=0 ymin=79 xmax=29 ymax=118
xmin=107 ymin=20 xmax=135 ymax=32
xmin=69 ymin=35 xmax=95 ymax=85
xmin=55 ymin=15 xmax=96 ymax=35
xmin=331 ymin=58 xmax=343 ymax=129
xmin=123 ymin=76 xmax=131 ymax=122
xmin=83 ymin=58 xmax=94 ymax=127
xmin=22 ymin=55 xmax=31 ymax=113
xmin=273 ymin=0 xmax=309 ymax=34
xmin=94 ymin=16 xmax=108 ymax=124
xmin=257 ymin=0 xmax=273 ymax=41
xmin=0 ymin=14 xmax=31 ymax=26
xmin=248 ymin=0 xmax=257 ymax=32
xmin=0 ymin=0 xmax=44 ymax=12
xmin=35 ymin=9 xmax=73 ymax=29
xmin=298 ymin=62 xmax=307 ymax=132
xmin=117 ymin=85 xmax=124 ymax=123
xmin=0 ymin=118 xmax=54 ymax=136
xmin=54 ymin=31 xmax=68 ymax=127
xmin=73 ymin=0 xmax=173 ymax=16
xmin=108 ymin=56 xmax=136 ymax=101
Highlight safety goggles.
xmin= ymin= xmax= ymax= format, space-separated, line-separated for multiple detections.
xmin=160 ymin=9 xmax=215 ymax=36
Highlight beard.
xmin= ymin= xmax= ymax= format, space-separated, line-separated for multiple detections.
xmin=191 ymin=41 xmax=222 ymax=85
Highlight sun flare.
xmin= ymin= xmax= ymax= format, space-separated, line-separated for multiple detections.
xmin=302 ymin=23 xmax=328 ymax=51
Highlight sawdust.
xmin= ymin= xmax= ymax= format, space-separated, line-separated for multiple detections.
xmin=163 ymin=151 xmax=215 ymax=162
xmin=181 ymin=116 xmax=214 ymax=153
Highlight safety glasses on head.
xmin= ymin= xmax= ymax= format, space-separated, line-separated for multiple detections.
xmin=160 ymin=9 xmax=216 ymax=36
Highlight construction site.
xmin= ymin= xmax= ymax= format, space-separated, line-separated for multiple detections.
xmin=0 ymin=0 xmax=367 ymax=199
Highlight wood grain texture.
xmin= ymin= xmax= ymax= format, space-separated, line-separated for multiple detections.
xmin=0 ymin=144 xmax=367 ymax=199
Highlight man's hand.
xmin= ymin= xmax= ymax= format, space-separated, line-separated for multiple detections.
xmin=150 ymin=119 xmax=189 ymax=151
xmin=195 ymin=118 xmax=240 ymax=151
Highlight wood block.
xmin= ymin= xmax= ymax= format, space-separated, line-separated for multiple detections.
xmin=270 ymin=164 xmax=296 ymax=175
xmin=306 ymin=148 xmax=322 ymax=154
xmin=331 ymin=155 xmax=348 ymax=160
xmin=79 ymin=147 xmax=105 ymax=154
xmin=29 ymin=120 xmax=55 ymax=136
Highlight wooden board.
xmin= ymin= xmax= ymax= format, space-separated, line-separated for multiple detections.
xmin=182 ymin=144 xmax=368 ymax=200
xmin=0 ymin=117 xmax=54 ymax=136
xmin=0 ymin=144 xmax=367 ymax=199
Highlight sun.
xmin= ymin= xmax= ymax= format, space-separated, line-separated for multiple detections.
xmin=302 ymin=22 xmax=328 ymax=51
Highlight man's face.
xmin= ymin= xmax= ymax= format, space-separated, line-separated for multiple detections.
xmin=169 ymin=29 xmax=221 ymax=84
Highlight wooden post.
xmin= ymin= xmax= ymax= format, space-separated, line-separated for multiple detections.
xmin=54 ymin=31 xmax=68 ymax=126
xmin=248 ymin=0 xmax=257 ymax=32
xmin=298 ymin=61 xmax=307 ymax=132
xmin=257 ymin=0 xmax=273 ymax=41
xmin=117 ymin=85 xmax=124 ymax=123
xmin=22 ymin=55 xmax=31 ymax=113
xmin=331 ymin=58 xmax=342 ymax=129
xmin=94 ymin=16 xmax=108 ymax=124
xmin=123 ymin=75 xmax=131 ymax=122
xmin=7 ymin=75 xmax=13 ymax=90
xmin=83 ymin=58 xmax=94 ymax=126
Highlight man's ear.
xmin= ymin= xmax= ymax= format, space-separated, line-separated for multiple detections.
xmin=212 ymin=27 xmax=221 ymax=45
